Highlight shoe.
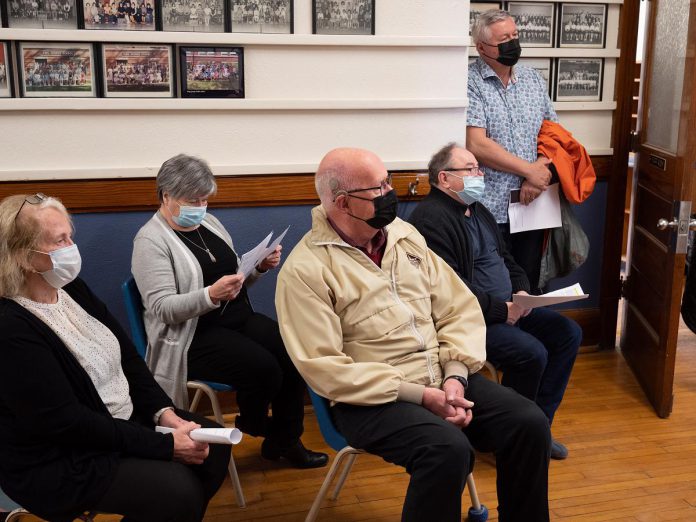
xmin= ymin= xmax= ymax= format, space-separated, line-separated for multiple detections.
xmin=261 ymin=438 xmax=329 ymax=469
xmin=234 ymin=415 xmax=271 ymax=437
xmin=550 ymin=438 xmax=568 ymax=460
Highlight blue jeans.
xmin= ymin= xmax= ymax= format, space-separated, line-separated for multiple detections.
xmin=486 ymin=307 xmax=581 ymax=423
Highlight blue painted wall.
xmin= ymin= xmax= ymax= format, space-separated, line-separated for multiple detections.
xmin=74 ymin=180 xmax=606 ymax=334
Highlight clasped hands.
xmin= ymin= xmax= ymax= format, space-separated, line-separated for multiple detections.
xmin=158 ymin=409 xmax=209 ymax=465
xmin=520 ymin=156 xmax=553 ymax=205
xmin=422 ymin=379 xmax=474 ymax=428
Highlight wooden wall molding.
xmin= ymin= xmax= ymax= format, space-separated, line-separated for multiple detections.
xmin=0 ymin=156 xmax=612 ymax=213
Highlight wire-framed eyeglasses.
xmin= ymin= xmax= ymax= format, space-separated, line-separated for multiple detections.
xmin=445 ymin=167 xmax=482 ymax=176
xmin=340 ymin=173 xmax=393 ymax=201
xmin=14 ymin=193 xmax=48 ymax=222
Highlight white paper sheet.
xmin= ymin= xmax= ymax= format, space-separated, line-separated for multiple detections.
xmin=261 ymin=226 xmax=290 ymax=260
xmin=238 ymin=231 xmax=273 ymax=278
xmin=508 ymin=183 xmax=562 ymax=234
xmin=512 ymin=283 xmax=589 ymax=309
xmin=156 ymin=426 xmax=243 ymax=445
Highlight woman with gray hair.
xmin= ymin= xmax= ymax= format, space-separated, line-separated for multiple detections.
xmin=0 ymin=193 xmax=229 ymax=522
xmin=132 ymin=154 xmax=327 ymax=469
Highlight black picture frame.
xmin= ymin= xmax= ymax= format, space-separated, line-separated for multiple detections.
xmin=7 ymin=0 xmax=79 ymax=29
xmin=506 ymin=2 xmax=555 ymax=48
xmin=229 ymin=0 xmax=292 ymax=34
xmin=0 ymin=41 xmax=13 ymax=97
xmin=162 ymin=0 xmax=224 ymax=32
xmin=312 ymin=0 xmax=374 ymax=35
xmin=558 ymin=3 xmax=607 ymax=49
xmin=101 ymin=43 xmax=174 ymax=97
xmin=518 ymin=57 xmax=552 ymax=96
xmin=554 ymin=57 xmax=603 ymax=102
xmin=81 ymin=0 xmax=157 ymax=30
xmin=469 ymin=2 xmax=501 ymax=37
xmin=0 ymin=1 xmax=7 ymax=27
xmin=178 ymin=45 xmax=244 ymax=98
xmin=18 ymin=41 xmax=97 ymax=98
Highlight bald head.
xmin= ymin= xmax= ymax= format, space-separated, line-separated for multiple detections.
xmin=315 ymin=148 xmax=387 ymax=208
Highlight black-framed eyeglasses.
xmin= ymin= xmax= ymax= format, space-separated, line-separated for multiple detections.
xmin=341 ymin=173 xmax=393 ymax=201
xmin=445 ymin=167 xmax=481 ymax=176
xmin=14 ymin=193 xmax=47 ymax=222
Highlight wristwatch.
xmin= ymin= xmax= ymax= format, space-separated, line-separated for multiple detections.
xmin=444 ymin=375 xmax=468 ymax=390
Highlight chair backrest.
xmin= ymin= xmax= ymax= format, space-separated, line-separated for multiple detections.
xmin=307 ymin=387 xmax=350 ymax=452
xmin=121 ymin=277 xmax=148 ymax=360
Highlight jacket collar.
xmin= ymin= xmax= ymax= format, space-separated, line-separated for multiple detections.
xmin=475 ymin=56 xmax=517 ymax=84
xmin=428 ymin=184 xmax=477 ymax=213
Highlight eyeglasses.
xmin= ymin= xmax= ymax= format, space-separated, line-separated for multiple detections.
xmin=14 ymin=193 xmax=47 ymax=222
xmin=341 ymin=173 xmax=393 ymax=201
xmin=445 ymin=167 xmax=481 ymax=176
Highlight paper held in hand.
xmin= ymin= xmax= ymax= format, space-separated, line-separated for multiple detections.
xmin=156 ymin=426 xmax=243 ymax=445
xmin=512 ymin=283 xmax=589 ymax=309
xmin=238 ymin=226 xmax=290 ymax=278
xmin=508 ymin=182 xmax=562 ymax=234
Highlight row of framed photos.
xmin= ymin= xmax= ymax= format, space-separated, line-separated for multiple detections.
xmin=470 ymin=2 xmax=608 ymax=48
xmin=0 ymin=0 xmax=375 ymax=35
xmin=489 ymin=56 xmax=604 ymax=102
xmin=0 ymin=40 xmax=246 ymax=97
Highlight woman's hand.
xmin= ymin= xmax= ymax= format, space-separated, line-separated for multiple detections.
xmin=172 ymin=421 xmax=209 ymax=465
xmin=158 ymin=409 xmax=188 ymax=429
xmin=208 ymin=273 xmax=245 ymax=304
xmin=257 ymin=245 xmax=282 ymax=272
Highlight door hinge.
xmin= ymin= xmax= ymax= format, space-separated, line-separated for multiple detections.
xmin=630 ymin=130 xmax=641 ymax=152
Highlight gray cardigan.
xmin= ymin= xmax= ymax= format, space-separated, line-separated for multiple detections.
xmin=131 ymin=211 xmax=261 ymax=407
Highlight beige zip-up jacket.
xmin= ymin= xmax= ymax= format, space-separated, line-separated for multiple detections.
xmin=275 ymin=206 xmax=486 ymax=406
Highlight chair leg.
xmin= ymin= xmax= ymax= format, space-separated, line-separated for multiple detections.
xmin=330 ymin=452 xmax=358 ymax=500
xmin=483 ymin=361 xmax=500 ymax=384
xmin=466 ymin=473 xmax=481 ymax=510
xmin=227 ymin=451 xmax=246 ymax=509
xmin=306 ymin=447 xmax=360 ymax=522
xmin=189 ymin=388 xmax=203 ymax=413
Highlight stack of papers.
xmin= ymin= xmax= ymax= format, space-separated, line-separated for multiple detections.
xmin=508 ymin=183 xmax=562 ymax=234
xmin=238 ymin=226 xmax=290 ymax=278
xmin=512 ymin=283 xmax=589 ymax=309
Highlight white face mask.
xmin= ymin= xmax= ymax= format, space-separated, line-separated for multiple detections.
xmin=33 ymin=244 xmax=82 ymax=289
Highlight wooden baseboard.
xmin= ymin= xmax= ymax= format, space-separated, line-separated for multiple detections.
xmin=561 ymin=307 xmax=601 ymax=348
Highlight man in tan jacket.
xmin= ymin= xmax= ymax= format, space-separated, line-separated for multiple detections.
xmin=276 ymin=148 xmax=551 ymax=522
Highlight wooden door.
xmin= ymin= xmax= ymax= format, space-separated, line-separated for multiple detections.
xmin=621 ymin=0 xmax=696 ymax=418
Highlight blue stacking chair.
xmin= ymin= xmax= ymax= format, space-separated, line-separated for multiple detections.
xmin=305 ymin=388 xmax=488 ymax=522
xmin=121 ymin=277 xmax=246 ymax=508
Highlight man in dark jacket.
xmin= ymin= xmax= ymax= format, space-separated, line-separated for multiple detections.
xmin=409 ymin=143 xmax=582 ymax=460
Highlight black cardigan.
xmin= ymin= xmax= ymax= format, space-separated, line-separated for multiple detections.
xmin=0 ymin=278 xmax=174 ymax=521
xmin=408 ymin=187 xmax=530 ymax=325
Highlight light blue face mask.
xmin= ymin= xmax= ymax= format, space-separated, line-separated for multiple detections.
xmin=448 ymin=173 xmax=486 ymax=205
xmin=173 ymin=204 xmax=207 ymax=228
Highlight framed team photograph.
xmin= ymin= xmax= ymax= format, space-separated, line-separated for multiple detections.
xmin=230 ymin=0 xmax=292 ymax=34
xmin=8 ymin=0 xmax=77 ymax=29
xmin=555 ymin=58 xmax=603 ymax=102
xmin=162 ymin=0 xmax=224 ymax=32
xmin=82 ymin=0 xmax=156 ymax=30
xmin=179 ymin=46 xmax=244 ymax=98
xmin=0 ymin=42 xmax=12 ymax=98
xmin=507 ymin=2 xmax=554 ymax=47
xmin=559 ymin=3 xmax=607 ymax=48
xmin=312 ymin=0 xmax=374 ymax=35
xmin=18 ymin=42 xmax=95 ymax=98
xmin=519 ymin=57 xmax=552 ymax=94
xmin=469 ymin=2 xmax=501 ymax=36
xmin=102 ymin=44 xmax=173 ymax=97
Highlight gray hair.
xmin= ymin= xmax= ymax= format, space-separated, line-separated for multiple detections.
xmin=428 ymin=142 xmax=459 ymax=186
xmin=156 ymin=154 xmax=217 ymax=202
xmin=315 ymin=164 xmax=357 ymax=207
xmin=472 ymin=9 xmax=513 ymax=46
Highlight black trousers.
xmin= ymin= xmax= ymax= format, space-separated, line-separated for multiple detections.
xmin=499 ymin=224 xmax=546 ymax=294
xmin=92 ymin=409 xmax=230 ymax=522
xmin=187 ymin=312 xmax=305 ymax=445
xmin=332 ymin=374 xmax=550 ymax=522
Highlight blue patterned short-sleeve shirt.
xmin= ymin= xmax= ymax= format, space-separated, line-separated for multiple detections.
xmin=467 ymin=57 xmax=558 ymax=223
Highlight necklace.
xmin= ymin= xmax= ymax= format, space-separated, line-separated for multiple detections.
xmin=176 ymin=228 xmax=217 ymax=263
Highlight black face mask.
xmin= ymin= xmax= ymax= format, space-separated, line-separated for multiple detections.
xmin=495 ymin=38 xmax=522 ymax=66
xmin=349 ymin=189 xmax=398 ymax=229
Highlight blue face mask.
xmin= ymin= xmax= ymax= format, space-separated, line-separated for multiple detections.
xmin=448 ymin=174 xmax=485 ymax=205
xmin=173 ymin=204 xmax=207 ymax=228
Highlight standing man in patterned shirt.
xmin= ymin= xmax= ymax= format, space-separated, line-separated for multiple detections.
xmin=467 ymin=9 xmax=558 ymax=292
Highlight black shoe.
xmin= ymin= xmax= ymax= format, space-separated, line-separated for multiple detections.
xmin=261 ymin=438 xmax=329 ymax=469
xmin=234 ymin=415 xmax=271 ymax=437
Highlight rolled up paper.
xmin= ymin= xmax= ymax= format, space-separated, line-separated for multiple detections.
xmin=156 ymin=426 xmax=243 ymax=445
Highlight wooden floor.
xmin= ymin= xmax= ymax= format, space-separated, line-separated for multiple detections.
xmin=95 ymin=320 xmax=696 ymax=522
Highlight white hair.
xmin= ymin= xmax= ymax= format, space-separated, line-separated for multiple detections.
xmin=471 ymin=9 xmax=513 ymax=45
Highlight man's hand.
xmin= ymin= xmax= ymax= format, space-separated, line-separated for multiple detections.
xmin=506 ymin=301 xmax=525 ymax=325
xmin=422 ymin=384 xmax=474 ymax=428
xmin=520 ymin=180 xmax=543 ymax=205
xmin=514 ymin=291 xmax=533 ymax=317
xmin=209 ymin=273 xmax=245 ymax=304
xmin=172 ymin=421 xmax=209 ymax=465
xmin=524 ymin=157 xmax=552 ymax=190
xmin=442 ymin=378 xmax=475 ymax=428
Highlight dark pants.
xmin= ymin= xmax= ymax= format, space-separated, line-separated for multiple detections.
xmin=499 ymin=224 xmax=545 ymax=294
xmin=187 ymin=312 xmax=305 ymax=445
xmin=332 ymin=374 xmax=550 ymax=522
xmin=486 ymin=307 xmax=581 ymax=423
xmin=92 ymin=409 xmax=230 ymax=522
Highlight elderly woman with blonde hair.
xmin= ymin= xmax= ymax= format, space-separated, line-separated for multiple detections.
xmin=0 ymin=194 xmax=229 ymax=522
